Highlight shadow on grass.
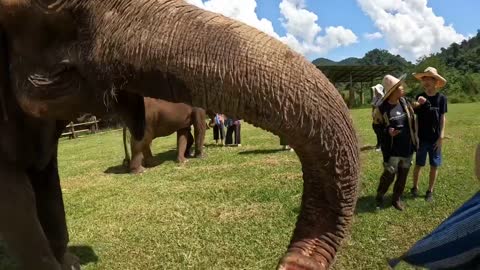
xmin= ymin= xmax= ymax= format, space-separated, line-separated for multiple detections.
xmin=204 ymin=143 xmax=225 ymax=148
xmin=238 ymin=149 xmax=285 ymax=155
xmin=104 ymin=149 xmax=177 ymax=174
xmin=0 ymin=242 xmax=98 ymax=268
xmin=355 ymin=193 xmax=419 ymax=214
xmin=360 ymin=145 xmax=377 ymax=152
xmin=68 ymin=245 xmax=99 ymax=266
xmin=355 ymin=194 xmax=382 ymax=214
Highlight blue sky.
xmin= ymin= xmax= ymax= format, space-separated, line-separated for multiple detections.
xmin=189 ymin=0 xmax=479 ymax=63
xmin=255 ymin=0 xmax=479 ymax=61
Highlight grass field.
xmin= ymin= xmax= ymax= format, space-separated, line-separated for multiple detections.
xmin=1 ymin=103 xmax=479 ymax=270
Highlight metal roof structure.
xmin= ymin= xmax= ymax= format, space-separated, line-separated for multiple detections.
xmin=316 ymin=65 xmax=397 ymax=84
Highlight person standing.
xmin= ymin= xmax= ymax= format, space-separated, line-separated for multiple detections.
xmin=373 ymin=74 xmax=418 ymax=211
xmin=410 ymin=67 xmax=448 ymax=202
xmin=225 ymin=117 xmax=241 ymax=146
xmin=279 ymin=135 xmax=293 ymax=151
xmin=371 ymin=84 xmax=385 ymax=151
xmin=211 ymin=113 xmax=225 ymax=145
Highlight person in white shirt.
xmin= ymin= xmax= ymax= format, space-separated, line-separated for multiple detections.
xmin=371 ymin=84 xmax=385 ymax=151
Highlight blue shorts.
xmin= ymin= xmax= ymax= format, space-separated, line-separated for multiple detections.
xmin=416 ymin=141 xmax=442 ymax=167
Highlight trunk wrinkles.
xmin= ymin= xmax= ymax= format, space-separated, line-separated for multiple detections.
xmin=68 ymin=0 xmax=360 ymax=268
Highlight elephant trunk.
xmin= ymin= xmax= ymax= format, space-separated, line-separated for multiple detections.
xmin=71 ymin=1 xmax=360 ymax=268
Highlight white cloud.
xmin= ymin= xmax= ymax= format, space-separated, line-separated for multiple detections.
xmin=186 ymin=0 xmax=358 ymax=57
xmin=364 ymin=32 xmax=383 ymax=40
xmin=185 ymin=0 xmax=280 ymax=39
xmin=357 ymin=0 xmax=465 ymax=61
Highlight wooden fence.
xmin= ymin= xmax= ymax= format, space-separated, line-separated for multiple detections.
xmin=61 ymin=117 xmax=101 ymax=139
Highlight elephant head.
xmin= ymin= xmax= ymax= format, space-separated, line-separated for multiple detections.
xmin=0 ymin=1 xmax=360 ymax=269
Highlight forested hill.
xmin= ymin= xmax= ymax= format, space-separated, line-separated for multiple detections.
xmin=312 ymin=49 xmax=412 ymax=69
xmin=435 ymin=31 xmax=480 ymax=74
xmin=312 ymin=31 xmax=480 ymax=103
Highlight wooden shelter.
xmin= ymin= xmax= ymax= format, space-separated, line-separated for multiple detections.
xmin=316 ymin=65 xmax=397 ymax=108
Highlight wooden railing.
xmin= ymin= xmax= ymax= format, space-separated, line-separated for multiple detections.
xmin=61 ymin=117 xmax=101 ymax=139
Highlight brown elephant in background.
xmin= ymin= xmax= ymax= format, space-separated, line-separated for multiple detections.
xmin=0 ymin=1 xmax=360 ymax=270
xmin=123 ymin=97 xmax=206 ymax=174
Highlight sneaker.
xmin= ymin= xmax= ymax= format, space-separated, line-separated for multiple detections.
xmin=425 ymin=191 xmax=433 ymax=202
xmin=410 ymin=187 xmax=419 ymax=198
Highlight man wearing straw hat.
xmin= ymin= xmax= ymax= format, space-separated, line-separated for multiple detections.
xmin=373 ymin=74 xmax=418 ymax=211
xmin=410 ymin=67 xmax=448 ymax=202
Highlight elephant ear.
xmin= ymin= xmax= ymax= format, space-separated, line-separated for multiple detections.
xmin=0 ymin=25 xmax=10 ymax=121
xmin=115 ymin=92 xmax=146 ymax=141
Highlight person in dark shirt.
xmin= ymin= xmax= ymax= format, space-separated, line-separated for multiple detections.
xmin=372 ymin=74 xmax=419 ymax=211
xmin=410 ymin=67 xmax=447 ymax=202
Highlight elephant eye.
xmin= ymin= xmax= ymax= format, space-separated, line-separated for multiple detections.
xmin=28 ymin=59 xmax=77 ymax=89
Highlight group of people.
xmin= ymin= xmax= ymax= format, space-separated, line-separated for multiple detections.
xmin=208 ymin=113 xmax=242 ymax=146
xmin=372 ymin=66 xmax=448 ymax=211
xmin=207 ymin=113 xmax=295 ymax=152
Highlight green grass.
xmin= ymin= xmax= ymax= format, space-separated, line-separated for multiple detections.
xmin=1 ymin=103 xmax=479 ymax=269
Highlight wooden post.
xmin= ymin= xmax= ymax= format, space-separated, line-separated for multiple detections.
xmin=69 ymin=122 xmax=76 ymax=139
xmin=94 ymin=116 xmax=99 ymax=132
xmin=348 ymin=72 xmax=354 ymax=108
xmin=371 ymin=78 xmax=375 ymax=104
xmin=358 ymin=82 xmax=363 ymax=105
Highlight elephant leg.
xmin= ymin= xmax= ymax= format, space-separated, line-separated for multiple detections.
xmin=129 ymin=138 xmax=146 ymax=174
xmin=143 ymin=141 xmax=156 ymax=168
xmin=28 ymin=157 xmax=80 ymax=270
xmin=192 ymin=108 xmax=206 ymax=157
xmin=176 ymin=128 xmax=189 ymax=163
xmin=184 ymin=130 xmax=194 ymax=158
xmin=0 ymin=164 xmax=61 ymax=270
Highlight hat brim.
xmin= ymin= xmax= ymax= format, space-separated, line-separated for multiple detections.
xmin=382 ymin=74 xmax=406 ymax=101
xmin=413 ymin=72 xmax=447 ymax=88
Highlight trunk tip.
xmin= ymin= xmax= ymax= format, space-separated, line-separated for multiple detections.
xmin=278 ymin=253 xmax=328 ymax=270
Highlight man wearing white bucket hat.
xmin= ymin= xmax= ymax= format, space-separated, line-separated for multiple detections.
xmin=410 ymin=67 xmax=448 ymax=202
xmin=371 ymin=84 xmax=385 ymax=151
xmin=373 ymin=74 xmax=418 ymax=211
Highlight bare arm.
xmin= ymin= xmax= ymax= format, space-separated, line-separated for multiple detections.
xmin=434 ymin=114 xmax=446 ymax=150
xmin=439 ymin=114 xmax=446 ymax=139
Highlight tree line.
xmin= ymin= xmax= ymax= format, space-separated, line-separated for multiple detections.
xmin=314 ymin=30 xmax=480 ymax=105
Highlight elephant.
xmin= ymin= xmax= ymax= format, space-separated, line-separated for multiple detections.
xmin=0 ymin=72 xmax=145 ymax=270
xmin=0 ymin=1 xmax=360 ymax=270
xmin=123 ymin=97 xmax=206 ymax=174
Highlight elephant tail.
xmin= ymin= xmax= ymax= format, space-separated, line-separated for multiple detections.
xmin=123 ymin=125 xmax=130 ymax=165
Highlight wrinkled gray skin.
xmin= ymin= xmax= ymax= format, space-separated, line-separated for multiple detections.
xmin=0 ymin=1 xmax=360 ymax=269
